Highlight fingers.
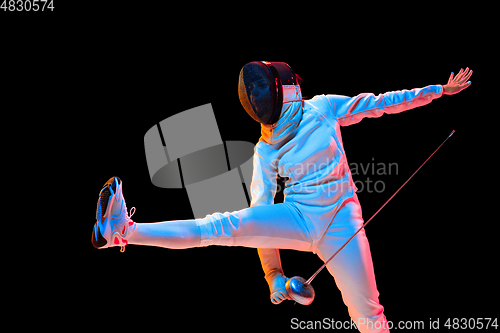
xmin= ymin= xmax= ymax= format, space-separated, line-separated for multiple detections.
xmin=457 ymin=83 xmax=471 ymax=94
xmin=274 ymin=290 xmax=293 ymax=303
xmin=271 ymin=291 xmax=285 ymax=304
xmin=449 ymin=67 xmax=473 ymax=86
xmin=460 ymin=81 xmax=472 ymax=90
xmin=454 ymin=67 xmax=472 ymax=83
xmin=453 ymin=80 xmax=472 ymax=95
xmin=461 ymin=69 xmax=473 ymax=83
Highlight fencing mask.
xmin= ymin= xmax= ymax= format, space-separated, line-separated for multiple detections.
xmin=238 ymin=61 xmax=301 ymax=124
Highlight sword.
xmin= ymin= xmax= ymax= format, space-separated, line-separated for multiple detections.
xmin=286 ymin=130 xmax=456 ymax=305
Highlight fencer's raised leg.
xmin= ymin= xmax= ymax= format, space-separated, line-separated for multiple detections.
xmin=196 ymin=203 xmax=313 ymax=250
xmin=128 ymin=203 xmax=313 ymax=250
xmin=127 ymin=220 xmax=201 ymax=249
xmin=91 ymin=176 xmax=200 ymax=250
xmin=315 ymin=196 xmax=389 ymax=333
xmin=92 ymin=177 xmax=313 ymax=252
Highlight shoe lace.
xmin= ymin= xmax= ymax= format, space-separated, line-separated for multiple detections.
xmin=120 ymin=207 xmax=136 ymax=253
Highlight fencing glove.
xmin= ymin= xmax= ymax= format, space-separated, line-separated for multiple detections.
xmin=258 ymin=248 xmax=292 ymax=304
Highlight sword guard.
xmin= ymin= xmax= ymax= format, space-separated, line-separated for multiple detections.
xmin=285 ymin=276 xmax=315 ymax=305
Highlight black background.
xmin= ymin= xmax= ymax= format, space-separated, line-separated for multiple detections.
xmin=2 ymin=3 xmax=496 ymax=331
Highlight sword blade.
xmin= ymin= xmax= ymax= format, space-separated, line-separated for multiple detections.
xmin=304 ymin=130 xmax=456 ymax=287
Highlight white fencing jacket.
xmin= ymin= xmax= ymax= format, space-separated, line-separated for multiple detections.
xmin=250 ymin=84 xmax=443 ymax=241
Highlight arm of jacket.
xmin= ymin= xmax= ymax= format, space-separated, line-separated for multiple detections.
xmin=250 ymin=144 xmax=278 ymax=207
xmin=326 ymin=85 xmax=443 ymax=127
xmin=250 ymin=144 xmax=285 ymax=279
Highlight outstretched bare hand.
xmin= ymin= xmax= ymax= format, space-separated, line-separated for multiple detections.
xmin=442 ymin=67 xmax=472 ymax=95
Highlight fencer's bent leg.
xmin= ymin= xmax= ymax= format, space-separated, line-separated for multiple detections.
xmin=315 ymin=196 xmax=388 ymax=333
xmin=127 ymin=203 xmax=312 ymax=251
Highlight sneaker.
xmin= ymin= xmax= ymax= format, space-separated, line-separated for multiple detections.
xmin=91 ymin=176 xmax=136 ymax=252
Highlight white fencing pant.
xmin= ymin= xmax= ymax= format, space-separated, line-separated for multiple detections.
xmin=129 ymin=195 xmax=388 ymax=333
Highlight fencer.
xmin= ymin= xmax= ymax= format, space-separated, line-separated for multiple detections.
xmin=92 ymin=62 xmax=472 ymax=333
